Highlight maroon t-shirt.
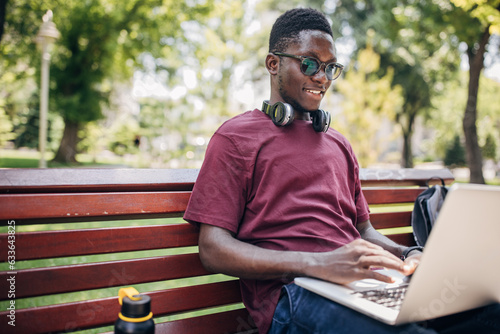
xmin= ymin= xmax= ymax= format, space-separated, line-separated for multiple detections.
xmin=184 ymin=109 xmax=370 ymax=333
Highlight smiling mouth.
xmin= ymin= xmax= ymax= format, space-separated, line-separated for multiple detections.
xmin=305 ymin=89 xmax=323 ymax=96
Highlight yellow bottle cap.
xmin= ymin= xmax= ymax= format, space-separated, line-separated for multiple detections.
xmin=117 ymin=287 xmax=153 ymax=322
xmin=118 ymin=287 xmax=141 ymax=305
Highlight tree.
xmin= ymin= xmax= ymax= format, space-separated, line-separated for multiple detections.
xmin=2 ymin=0 xmax=214 ymax=163
xmin=451 ymin=0 xmax=500 ymax=183
xmin=1 ymin=1 xmax=42 ymax=147
xmin=52 ymin=0 xmax=216 ymax=163
xmin=428 ymin=71 xmax=500 ymax=167
xmin=129 ymin=0 xmax=270 ymax=167
xmin=482 ymin=133 xmax=498 ymax=161
xmin=326 ymin=1 xmax=462 ymax=167
xmin=444 ymin=135 xmax=467 ymax=167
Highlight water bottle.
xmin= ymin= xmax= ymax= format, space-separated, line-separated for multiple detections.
xmin=115 ymin=287 xmax=155 ymax=334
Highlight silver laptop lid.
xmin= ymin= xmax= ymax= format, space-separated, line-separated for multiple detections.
xmin=398 ymin=183 xmax=500 ymax=323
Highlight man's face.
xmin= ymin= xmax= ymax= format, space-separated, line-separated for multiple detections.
xmin=276 ymin=30 xmax=336 ymax=114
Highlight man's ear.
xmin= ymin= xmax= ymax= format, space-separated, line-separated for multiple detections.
xmin=265 ymin=53 xmax=279 ymax=75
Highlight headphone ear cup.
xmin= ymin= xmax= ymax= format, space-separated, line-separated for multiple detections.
xmin=311 ymin=110 xmax=330 ymax=133
xmin=323 ymin=110 xmax=331 ymax=132
xmin=270 ymin=102 xmax=294 ymax=127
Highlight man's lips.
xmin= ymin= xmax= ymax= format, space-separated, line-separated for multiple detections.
xmin=304 ymin=88 xmax=324 ymax=97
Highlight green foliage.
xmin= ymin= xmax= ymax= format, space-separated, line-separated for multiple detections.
xmin=2 ymin=0 xmax=217 ymax=162
xmin=326 ymin=0 xmax=465 ymax=167
xmin=429 ymin=73 xmax=500 ymax=162
xmin=108 ymin=118 xmax=140 ymax=156
xmin=12 ymin=100 xmax=40 ymax=149
xmin=2 ymin=0 xmax=496 ymax=168
xmin=476 ymin=76 xmax=500 ymax=162
xmin=136 ymin=97 xmax=210 ymax=168
xmin=129 ymin=0 xmax=273 ymax=167
xmin=447 ymin=0 xmax=498 ymax=182
xmin=46 ymin=0 xmax=211 ymax=124
xmin=335 ymin=40 xmax=403 ymax=167
xmin=444 ymin=135 xmax=467 ymax=167
xmin=452 ymin=0 xmax=500 ymax=35
xmin=482 ymin=133 xmax=498 ymax=161
xmin=0 ymin=104 xmax=14 ymax=147
xmin=2 ymin=0 xmax=273 ymax=165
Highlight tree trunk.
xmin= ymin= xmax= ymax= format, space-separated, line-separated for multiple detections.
xmin=401 ymin=110 xmax=416 ymax=168
xmin=0 ymin=0 xmax=7 ymax=42
xmin=402 ymin=130 xmax=413 ymax=168
xmin=463 ymin=28 xmax=490 ymax=184
xmin=52 ymin=120 xmax=80 ymax=164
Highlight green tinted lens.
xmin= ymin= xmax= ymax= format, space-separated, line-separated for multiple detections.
xmin=324 ymin=64 xmax=333 ymax=80
xmin=326 ymin=64 xmax=342 ymax=80
xmin=301 ymin=58 xmax=319 ymax=76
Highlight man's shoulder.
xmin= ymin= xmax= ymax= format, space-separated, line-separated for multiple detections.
xmin=216 ymin=109 xmax=270 ymax=135
xmin=327 ymin=127 xmax=354 ymax=147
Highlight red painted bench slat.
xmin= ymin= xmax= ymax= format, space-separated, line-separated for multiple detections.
xmin=0 ymin=224 xmax=198 ymax=261
xmin=0 ymin=253 xmax=209 ymax=299
xmin=362 ymin=187 xmax=426 ymax=205
xmin=370 ymin=211 xmax=412 ymax=229
xmin=0 ymin=191 xmax=191 ymax=222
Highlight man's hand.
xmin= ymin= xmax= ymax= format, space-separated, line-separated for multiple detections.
xmin=305 ymin=239 xmax=413 ymax=285
xmin=198 ymin=224 xmax=414 ymax=285
xmin=403 ymin=251 xmax=422 ymax=275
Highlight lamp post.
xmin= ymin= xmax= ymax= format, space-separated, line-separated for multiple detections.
xmin=36 ymin=10 xmax=60 ymax=168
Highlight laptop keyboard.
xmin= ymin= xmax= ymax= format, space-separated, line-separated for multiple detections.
xmin=351 ymin=284 xmax=409 ymax=310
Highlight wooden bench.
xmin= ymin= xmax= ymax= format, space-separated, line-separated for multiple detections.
xmin=0 ymin=167 xmax=454 ymax=333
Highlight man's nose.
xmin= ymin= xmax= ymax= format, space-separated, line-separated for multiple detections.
xmin=312 ymin=64 xmax=329 ymax=84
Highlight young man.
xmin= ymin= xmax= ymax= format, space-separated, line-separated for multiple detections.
xmin=184 ymin=8 xmax=499 ymax=334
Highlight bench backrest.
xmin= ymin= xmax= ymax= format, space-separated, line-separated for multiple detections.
xmin=0 ymin=168 xmax=454 ymax=333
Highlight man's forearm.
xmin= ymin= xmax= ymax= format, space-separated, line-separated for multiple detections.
xmin=356 ymin=220 xmax=406 ymax=257
xmin=198 ymin=223 xmax=313 ymax=280
xmin=199 ymin=223 xmax=412 ymax=285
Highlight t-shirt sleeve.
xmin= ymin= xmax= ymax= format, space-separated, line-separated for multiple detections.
xmin=355 ymin=188 xmax=370 ymax=224
xmin=183 ymin=132 xmax=249 ymax=234
xmin=352 ymin=147 xmax=370 ymax=224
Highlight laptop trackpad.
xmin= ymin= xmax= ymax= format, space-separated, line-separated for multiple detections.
xmin=346 ymin=269 xmax=407 ymax=291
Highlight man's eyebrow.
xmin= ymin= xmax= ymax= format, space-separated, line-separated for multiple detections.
xmin=305 ymin=51 xmax=337 ymax=63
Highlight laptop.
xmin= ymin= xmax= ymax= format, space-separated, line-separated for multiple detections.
xmin=295 ymin=183 xmax=500 ymax=325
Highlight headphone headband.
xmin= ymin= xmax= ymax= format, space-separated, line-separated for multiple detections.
xmin=261 ymin=100 xmax=330 ymax=133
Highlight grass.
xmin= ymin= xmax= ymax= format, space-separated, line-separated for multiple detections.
xmin=0 ymin=149 xmax=129 ymax=168
xmin=487 ymin=178 xmax=500 ymax=186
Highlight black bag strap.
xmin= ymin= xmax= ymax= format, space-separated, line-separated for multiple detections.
xmin=425 ymin=177 xmax=446 ymax=188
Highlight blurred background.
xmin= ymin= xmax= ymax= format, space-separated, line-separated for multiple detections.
xmin=1 ymin=0 xmax=499 ymax=184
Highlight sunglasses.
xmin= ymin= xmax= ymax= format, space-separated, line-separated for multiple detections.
xmin=273 ymin=52 xmax=344 ymax=81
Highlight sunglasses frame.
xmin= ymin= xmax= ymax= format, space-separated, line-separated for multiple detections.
xmin=273 ymin=52 xmax=344 ymax=81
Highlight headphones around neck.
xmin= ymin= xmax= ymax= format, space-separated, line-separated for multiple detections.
xmin=261 ymin=100 xmax=331 ymax=133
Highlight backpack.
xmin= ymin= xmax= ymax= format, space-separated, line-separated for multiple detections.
xmin=411 ymin=178 xmax=448 ymax=247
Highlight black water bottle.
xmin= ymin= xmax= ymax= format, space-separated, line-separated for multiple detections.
xmin=115 ymin=287 xmax=155 ymax=334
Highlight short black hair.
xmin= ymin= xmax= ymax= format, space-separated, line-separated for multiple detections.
xmin=269 ymin=8 xmax=333 ymax=53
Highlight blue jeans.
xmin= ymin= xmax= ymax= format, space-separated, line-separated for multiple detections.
xmin=268 ymin=283 xmax=500 ymax=334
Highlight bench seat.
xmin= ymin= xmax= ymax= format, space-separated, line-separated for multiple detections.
xmin=0 ymin=168 xmax=454 ymax=333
